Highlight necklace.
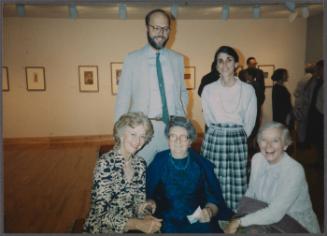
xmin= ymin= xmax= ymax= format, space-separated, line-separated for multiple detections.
xmin=123 ymin=155 xmax=134 ymax=182
xmin=169 ymin=152 xmax=190 ymax=171
xmin=217 ymin=78 xmax=243 ymax=114
xmin=124 ymin=155 xmax=133 ymax=165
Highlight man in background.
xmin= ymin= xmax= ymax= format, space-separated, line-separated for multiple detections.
xmin=304 ymin=60 xmax=324 ymax=163
xmin=239 ymin=57 xmax=265 ymax=100
xmin=293 ymin=63 xmax=315 ymax=147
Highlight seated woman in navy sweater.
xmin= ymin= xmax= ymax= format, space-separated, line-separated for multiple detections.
xmin=146 ymin=116 xmax=234 ymax=233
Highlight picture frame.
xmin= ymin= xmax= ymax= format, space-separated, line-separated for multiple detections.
xmin=258 ymin=64 xmax=275 ymax=87
xmin=78 ymin=65 xmax=99 ymax=92
xmin=110 ymin=62 xmax=123 ymax=95
xmin=2 ymin=66 xmax=9 ymax=91
xmin=25 ymin=66 xmax=46 ymax=91
xmin=184 ymin=66 xmax=196 ymax=90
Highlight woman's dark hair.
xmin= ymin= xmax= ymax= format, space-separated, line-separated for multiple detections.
xmin=145 ymin=9 xmax=171 ymax=26
xmin=212 ymin=46 xmax=239 ymax=69
xmin=164 ymin=116 xmax=197 ymax=142
xmin=271 ymin=68 xmax=288 ymax=82
xmin=210 ymin=61 xmax=218 ymax=73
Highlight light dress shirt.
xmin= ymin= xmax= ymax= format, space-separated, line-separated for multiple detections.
xmin=201 ymin=77 xmax=257 ymax=136
xmin=147 ymin=48 xmax=175 ymax=118
xmin=114 ymin=44 xmax=188 ymax=121
xmin=240 ymin=152 xmax=320 ymax=233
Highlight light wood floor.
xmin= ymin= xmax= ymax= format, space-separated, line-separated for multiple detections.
xmin=4 ymin=144 xmax=99 ymax=233
xmin=3 ymin=143 xmax=324 ymax=233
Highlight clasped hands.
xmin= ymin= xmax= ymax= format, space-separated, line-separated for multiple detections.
xmin=136 ymin=201 xmax=215 ymax=233
xmin=136 ymin=200 xmax=162 ymax=234
xmin=224 ymin=218 xmax=241 ymax=234
xmin=138 ymin=199 xmax=157 ymax=215
xmin=198 ymin=207 xmax=213 ymax=223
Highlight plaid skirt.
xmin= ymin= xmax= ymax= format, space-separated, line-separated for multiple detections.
xmin=201 ymin=123 xmax=248 ymax=210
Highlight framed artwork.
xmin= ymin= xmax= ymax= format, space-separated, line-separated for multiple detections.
xmin=184 ymin=66 xmax=196 ymax=90
xmin=25 ymin=66 xmax=46 ymax=91
xmin=2 ymin=66 xmax=9 ymax=91
xmin=258 ymin=64 xmax=275 ymax=87
xmin=78 ymin=65 xmax=99 ymax=92
xmin=110 ymin=62 xmax=123 ymax=95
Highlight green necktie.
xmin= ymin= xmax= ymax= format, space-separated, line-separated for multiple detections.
xmin=156 ymin=52 xmax=169 ymax=125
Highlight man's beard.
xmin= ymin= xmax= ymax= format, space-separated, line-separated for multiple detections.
xmin=147 ymin=33 xmax=168 ymax=50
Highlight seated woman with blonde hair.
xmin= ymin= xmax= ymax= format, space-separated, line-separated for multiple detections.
xmin=225 ymin=121 xmax=320 ymax=234
xmin=83 ymin=112 xmax=162 ymax=233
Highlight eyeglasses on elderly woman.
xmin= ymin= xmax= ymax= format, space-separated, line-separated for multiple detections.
xmin=168 ymin=133 xmax=189 ymax=142
xmin=165 ymin=116 xmax=197 ymax=142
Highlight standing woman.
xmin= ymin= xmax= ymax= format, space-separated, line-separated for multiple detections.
xmin=201 ymin=46 xmax=257 ymax=210
xmin=271 ymin=68 xmax=293 ymax=128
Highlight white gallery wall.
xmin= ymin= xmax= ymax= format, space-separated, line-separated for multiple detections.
xmin=3 ymin=17 xmax=309 ymax=138
xmin=306 ymin=13 xmax=323 ymax=63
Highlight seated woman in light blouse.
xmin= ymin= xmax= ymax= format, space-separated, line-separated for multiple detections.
xmin=224 ymin=121 xmax=320 ymax=234
xmin=83 ymin=112 xmax=162 ymax=233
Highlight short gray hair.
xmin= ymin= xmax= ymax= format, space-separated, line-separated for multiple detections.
xmin=165 ymin=116 xmax=197 ymax=142
xmin=114 ymin=112 xmax=154 ymax=147
xmin=257 ymin=121 xmax=292 ymax=146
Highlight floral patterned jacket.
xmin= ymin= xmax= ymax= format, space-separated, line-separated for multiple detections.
xmin=83 ymin=148 xmax=147 ymax=233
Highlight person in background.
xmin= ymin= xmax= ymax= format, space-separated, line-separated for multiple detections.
xmin=304 ymin=60 xmax=324 ymax=163
xmin=241 ymin=67 xmax=265 ymax=155
xmin=293 ymin=63 xmax=316 ymax=147
xmin=115 ymin=9 xmax=188 ymax=165
xmin=271 ymin=68 xmax=293 ymax=129
xmin=238 ymin=57 xmax=265 ymax=103
xmin=146 ymin=116 xmax=234 ymax=233
xmin=84 ymin=112 xmax=162 ymax=234
xmin=224 ymin=122 xmax=320 ymax=234
xmin=201 ymin=45 xmax=257 ymax=211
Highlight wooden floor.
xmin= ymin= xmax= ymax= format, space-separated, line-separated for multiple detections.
xmin=4 ymin=144 xmax=98 ymax=233
xmin=3 ymin=142 xmax=324 ymax=233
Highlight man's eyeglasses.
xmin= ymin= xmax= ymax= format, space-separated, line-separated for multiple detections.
xmin=148 ymin=24 xmax=170 ymax=34
xmin=168 ymin=133 xmax=189 ymax=142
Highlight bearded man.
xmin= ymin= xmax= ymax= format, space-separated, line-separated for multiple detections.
xmin=115 ymin=9 xmax=188 ymax=165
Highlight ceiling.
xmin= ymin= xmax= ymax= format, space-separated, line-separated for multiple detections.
xmin=3 ymin=2 xmax=324 ymax=20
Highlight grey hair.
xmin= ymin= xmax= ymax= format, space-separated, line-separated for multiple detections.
xmin=164 ymin=116 xmax=197 ymax=142
xmin=114 ymin=112 xmax=154 ymax=147
xmin=257 ymin=121 xmax=292 ymax=146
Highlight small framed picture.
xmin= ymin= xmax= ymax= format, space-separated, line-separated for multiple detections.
xmin=110 ymin=62 xmax=123 ymax=95
xmin=258 ymin=64 xmax=275 ymax=87
xmin=2 ymin=66 xmax=9 ymax=91
xmin=25 ymin=66 xmax=46 ymax=91
xmin=184 ymin=66 xmax=196 ymax=90
xmin=78 ymin=65 xmax=99 ymax=92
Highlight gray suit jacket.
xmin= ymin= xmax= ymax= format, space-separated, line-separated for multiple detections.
xmin=115 ymin=45 xmax=188 ymax=121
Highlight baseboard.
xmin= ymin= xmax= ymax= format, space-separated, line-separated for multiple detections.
xmin=3 ymin=135 xmax=115 ymax=147
xmin=3 ymin=133 xmax=204 ymax=148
